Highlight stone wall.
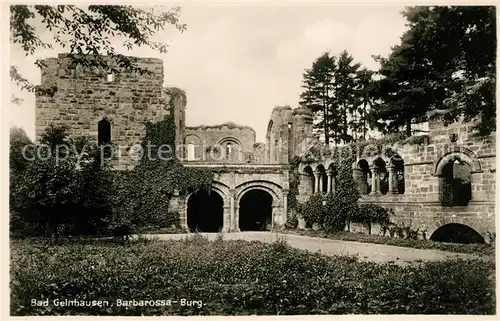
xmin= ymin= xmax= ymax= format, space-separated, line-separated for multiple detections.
xmin=183 ymin=123 xmax=256 ymax=163
xmin=296 ymin=119 xmax=496 ymax=241
xmin=35 ymin=54 xmax=185 ymax=169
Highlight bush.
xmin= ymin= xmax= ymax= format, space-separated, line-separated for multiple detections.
xmin=300 ymin=193 xmax=324 ymax=226
xmin=10 ymin=239 xmax=495 ymax=315
xmin=10 ymin=125 xmax=113 ymax=239
xmin=353 ymin=204 xmax=391 ymax=234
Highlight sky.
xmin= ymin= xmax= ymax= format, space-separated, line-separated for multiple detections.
xmin=9 ymin=4 xmax=408 ymax=142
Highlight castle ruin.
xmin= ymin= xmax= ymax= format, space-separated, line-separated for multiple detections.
xmin=35 ymin=54 xmax=496 ymax=242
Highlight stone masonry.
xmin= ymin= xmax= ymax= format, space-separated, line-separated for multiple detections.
xmin=296 ymin=119 xmax=496 ymax=242
xmin=35 ymin=54 xmax=185 ymax=170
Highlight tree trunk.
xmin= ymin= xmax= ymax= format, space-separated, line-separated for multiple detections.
xmin=406 ymin=118 xmax=412 ymax=136
xmin=323 ymin=86 xmax=329 ymax=145
xmin=362 ymin=100 xmax=367 ymax=139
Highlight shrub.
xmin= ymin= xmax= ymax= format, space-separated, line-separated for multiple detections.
xmin=10 ymin=239 xmax=495 ymax=315
xmin=354 ymin=204 xmax=391 ymax=234
xmin=10 ymin=125 xmax=114 ymax=239
xmin=300 ymin=193 xmax=324 ymax=226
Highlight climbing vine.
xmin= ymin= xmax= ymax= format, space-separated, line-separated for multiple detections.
xmin=299 ymin=132 xmax=430 ymax=164
xmin=112 ymin=89 xmax=213 ymax=232
xmin=287 ymin=156 xmax=301 ymax=212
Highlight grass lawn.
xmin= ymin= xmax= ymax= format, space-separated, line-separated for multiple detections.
xmin=10 ymin=235 xmax=495 ymax=316
xmin=282 ymin=229 xmax=495 ymax=256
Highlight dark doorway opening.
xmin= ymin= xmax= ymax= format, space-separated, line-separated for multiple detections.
xmin=239 ymin=190 xmax=273 ymax=231
xmin=430 ymin=223 xmax=485 ymax=244
xmin=187 ymin=190 xmax=223 ymax=232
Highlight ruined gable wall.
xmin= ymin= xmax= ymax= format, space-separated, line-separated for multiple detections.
xmin=184 ymin=124 xmax=256 ymax=163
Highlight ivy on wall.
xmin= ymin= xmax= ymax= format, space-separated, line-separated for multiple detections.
xmin=112 ymin=90 xmax=213 ymax=232
xmin=299 ymin=132 xmax=430 ymax=164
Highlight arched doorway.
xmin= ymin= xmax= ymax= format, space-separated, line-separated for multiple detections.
xmin=187 ymin=190 xmax=223 ymax=232
xmin=430 ymin=223 xmax=485 ymax=244
xmin=239 ymin=190 xmax=273 ymax=231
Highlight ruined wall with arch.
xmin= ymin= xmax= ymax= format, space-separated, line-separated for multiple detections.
xmin=296 ymin=119 xmax=496 ymax=242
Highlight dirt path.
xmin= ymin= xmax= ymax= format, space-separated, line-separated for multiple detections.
xmin=142 ymin=232 xmax=485 ymax=264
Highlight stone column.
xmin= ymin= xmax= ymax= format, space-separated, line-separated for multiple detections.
xmin=222 ymin=205 xmax=230 ymax=232
xmin=283 ymin=193 xmax=288 ymax=222
xmin=327 ymin=170 xmax=333 ymax=194
xmin=229 ymin=190 xmax=240 ymax=232
xmin=369 ymin=165 xmax=380 ymax=195
xmin=331 ymin=174 xmax=336 ymax=195
xmin=388 ymin=166 xmax=396 ymax=194
xmin=314 ymin=171 xmax=320 ymax=194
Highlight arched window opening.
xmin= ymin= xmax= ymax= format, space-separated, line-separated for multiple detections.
xmin=303 ymin=166 xmax=315 ymax=195
xmin=98 ymin=119 xmax=111 ymax=145
xmin=439 ymin=157 xmax=472 ymax=207
xmin=185 ymin=135 xmax=201 ymax=161
xmin=373 ymin=158 xmax=388 ymax=195
xmin=226 ymin=142 xmax=233 ymax=159
xmin=316 ymin=165 xmax=328 ymax=194
xmin=391 ymin=156 xmax=405 ymax=194
xmin=430 ymin=224 xmax=484 ymax=244
xmin=355 ymin=160 xmax=371 ymax=195
xmin=327 ymin=164 xmax=337 ymax=194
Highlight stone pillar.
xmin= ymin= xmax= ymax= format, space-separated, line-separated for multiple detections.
xmin=314 ymin=171 xmax=320 ymax=194
xmin=388 ymin=166 xmax=396 ymax=194
xmin=369 ymin=166 xmax=380 ymax=195
xmin=222 ymin=205 xmax=230 ymax=232
xmin=331 ymin=174 xmax=336 ymax=195
xmin=229 ymin=190 xmax=240 ymax=232
xmin=327 ymin=170 xmax=333 ymax=193
xmin=283 ymin=193 xmax=288 ymax=222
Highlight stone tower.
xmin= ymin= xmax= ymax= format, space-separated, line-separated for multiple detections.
xmin=35 ymin=54 xmax=186 ymax=169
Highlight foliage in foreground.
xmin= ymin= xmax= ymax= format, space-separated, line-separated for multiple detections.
xmin=10 ymin=237 xmax=495 ymax=315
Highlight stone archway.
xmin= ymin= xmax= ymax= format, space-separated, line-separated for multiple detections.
xmin=430 ymin=223 xmax=485 ymax=244
xmin=238 ymin=189 xmax=273 ymax=231
xmin=426 ymin=217 xmax=487 ymax=243
xmin=186 ymin=189 xmax=224 ymax=232
xmin=234 ymin=180 xmax=283 ymax=231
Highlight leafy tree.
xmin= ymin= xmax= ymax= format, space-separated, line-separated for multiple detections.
xmin=299 ymin=52 xmax=337 ymax=145
xmin=372 ymin=6 xmax=496 ymax=136
xmin=10 ymin=5 xmax=186 ymax=95
xmin=10 ymin=127 xmax=33 ymax=176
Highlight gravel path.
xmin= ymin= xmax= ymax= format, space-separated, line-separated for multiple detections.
xmin=142 ymin=232 xmax=485 ymax=264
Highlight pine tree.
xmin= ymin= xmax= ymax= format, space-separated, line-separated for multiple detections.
xmin=299 ymin=52 xmax=337 ymax=145
xmin=332 ymin=50 xmax=361 ymax=144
